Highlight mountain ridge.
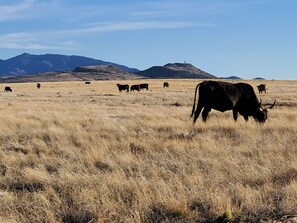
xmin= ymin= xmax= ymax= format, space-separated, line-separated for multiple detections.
xmin=136 ymin=63 xmax=217 ymax=79
xmin=0 ymin=64 xmax=144 ymax=83
xmin=0 ymin=53 xmax=221 ymax=82
xmin=0 ymin=53 xmax=139 ymax=77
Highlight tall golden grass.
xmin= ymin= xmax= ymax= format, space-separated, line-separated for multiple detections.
xmin=0 ymin=79 xmax=296 ymax=222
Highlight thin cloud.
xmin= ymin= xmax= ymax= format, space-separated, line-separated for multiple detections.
xmin=0 ymin=21 xmax=199 ymax=50
xmin=0 ymin=42 xmax=73 ymax=50
xmin=70 ymin=21 xmax=197 ymax=34
xmin=132 ymin=1 xmax=242 ymax=18
xmin=0 ymin=32 xmax=79 ymax=50
xmin=0 ymin=0 xmax=35 ymax=21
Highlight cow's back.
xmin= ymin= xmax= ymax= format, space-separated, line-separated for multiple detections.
xmin=199 ymin=81 xmax=241 ymax=111
xmin=234 ymin=83 xmax=258 ymax=101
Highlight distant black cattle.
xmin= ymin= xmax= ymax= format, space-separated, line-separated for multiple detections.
xmin=130 ymin=84 xmax=140 ymax=92
xmin=85 ymin=81 xmax=91 ymax=84
xmin=163 ymin=82 xmax=169 ymax=88
xmin=37 ymin=83 xmax=41 ymax=88
xmin=191 ymin=81 xmax=276 ymax=123
xmin=4 ymin=86 xmax=12 ymax=92
xmin=117 ymin=83 xmax=129 ymax=92
xmin=140 ymin=83 xmax=149 ymax=90
xmin=257 ymin=84 xmax=266 ymax=94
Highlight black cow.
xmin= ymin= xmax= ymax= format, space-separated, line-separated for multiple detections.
xmin=116 ymin=83 xmax=129 ymax=92
xmin=257 ymin=84 xmax=266 ymax=94
xmin=191 ymin=81 xmax=275 ymax=123
xmin=37 ymin=83 xmax=41 ymax=88
xmin=140 ymin=83 xmax=149 ymax=90
xmin=85 ymin=81 xmax=91 ymax=84
xmin=163 ymin=82 xmax=169 ymax=88
xmin=4 ymin=86 xmax=12 ymax=92
xmin=130 ymin=84 xmax=140 ymax=92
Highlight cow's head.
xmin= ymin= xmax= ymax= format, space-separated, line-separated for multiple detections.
xmin=254 ymin=100 xmax=276 ymax=122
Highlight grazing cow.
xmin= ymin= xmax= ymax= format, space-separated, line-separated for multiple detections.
xmin=140 ymin=83 xmax=149 ymax=90
xmin=85 ymin=81 xmax=91 ymax=84
xmin=130 ymin=84 xmax=140 ymax=92
xmin=191 ymin=81 xmax=276 ymax=123
xmin=4 ymin=86 xmax=12 ymax=92
xmin=116 ymin=83 xmax=129 ymax=92
xmin=163 ymin=82 xmax=169 ymax=88
xmin=257 ymin=84 xmax=266 ymax=94
xmin=37 ymin=83 xmax=41 ymax=88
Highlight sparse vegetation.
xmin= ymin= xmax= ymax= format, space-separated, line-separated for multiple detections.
xmin=0 ymin=79 xmax=296 ymax=222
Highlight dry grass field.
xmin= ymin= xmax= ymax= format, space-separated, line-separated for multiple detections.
xmin=0 ymin=79 xmax=296 ymax=223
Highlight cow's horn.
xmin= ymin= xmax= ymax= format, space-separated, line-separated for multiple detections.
xmin=268 ymin=100 xmax=276 ymax=109
xmin=264 ymin=100 xmax=276 ymax=110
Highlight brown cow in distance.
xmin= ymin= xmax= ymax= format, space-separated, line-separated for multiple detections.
xmin=140 ymin=83 xmax=149 ymax=90
xmin=163 ymin=82 xmax=169 ymax=88
xmin=37 ymin=83 xmax=41 ymax=88
xmin=117 ymin=83 xmax=129 ymax=92
xmin=130 ymin=84 xmax=140 ymax=92
xmin=4 ymin=86 xmax=12 ymax=92
xmin=257 ymin=84 xmax=266 ymax=94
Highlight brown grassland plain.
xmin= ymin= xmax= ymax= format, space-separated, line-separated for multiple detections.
xmin=0 ymin=79 xmax=296 ymax=223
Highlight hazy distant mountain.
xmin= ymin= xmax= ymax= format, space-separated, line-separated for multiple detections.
xmin=0 ymin=65 xmax=144 ymax=83
xmin=220 ymin=76 xmax=242 ymax=80
xmin=0 ymin=53 xmax=139 ymax=77
xmin=136 ymin=63 xmax=217 ymax=79
xmin=72 ymin=64 xmax=145 ymax=80
xmin=220 ymin=76 xmax=266 ymax=80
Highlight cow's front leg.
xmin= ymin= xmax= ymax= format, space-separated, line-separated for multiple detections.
xmin=232 ymin=110 xmax=238 ymax=121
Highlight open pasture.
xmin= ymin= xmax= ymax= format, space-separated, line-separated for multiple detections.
xmin=0 ymin=79 xmax=296 ymax=222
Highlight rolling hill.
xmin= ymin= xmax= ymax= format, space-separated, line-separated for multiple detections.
xmin=0 ymin=53 xmax=220 ymax=82
xmin=0 ymin=65 xmax=144 ymax=83
xmin=220 ymin=76 xmax=242 ymax=80
xmin=136 ymin=63 xmax=217 ymax=79
xmin=0 ymin=53 xmax=139 ymax=77
xmin=72 ymin=64 xmax=145 ymax=80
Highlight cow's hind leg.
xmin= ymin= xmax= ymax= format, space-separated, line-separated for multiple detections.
xmin=202 ymin=107 xmax=211 ymax=122
xmin=193 ymin=103 xmax=204 ymax=123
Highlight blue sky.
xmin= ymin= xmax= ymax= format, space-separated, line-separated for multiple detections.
xmin=0 ymin=0 xmax=296 ymax=80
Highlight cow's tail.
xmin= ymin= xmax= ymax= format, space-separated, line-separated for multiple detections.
xmin=190 ymin=82 xmax=202 ymax=117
